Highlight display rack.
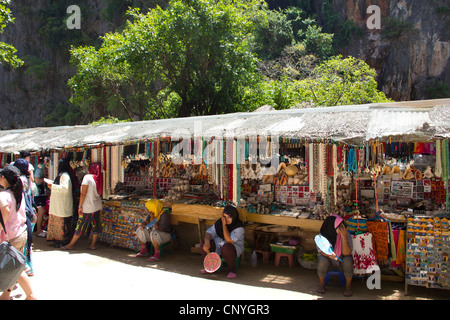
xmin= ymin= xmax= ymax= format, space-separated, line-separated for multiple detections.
xmin=99 ymin=200 xmax=147 ymax=251
xmin=405 ymin=216 xmax=450 ymax=294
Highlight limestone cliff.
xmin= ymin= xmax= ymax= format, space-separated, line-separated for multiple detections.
xmin=0 ymin=0 xmax=448 ymax=129
xmin=330 ymin=0 xmax=449 ymax=101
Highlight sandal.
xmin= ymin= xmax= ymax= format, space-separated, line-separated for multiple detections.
xmin=148 ymin=256 xmax=160 ymax=262
xmin=344 ymin=289 xmax=353 ymax=297
xmin=35 ymin=231 xmax=47 ymax=238
xmin=227 ymin=272 xmax=237 ymax=279
xmin=60 ymin=245 xmax=75 ymax=250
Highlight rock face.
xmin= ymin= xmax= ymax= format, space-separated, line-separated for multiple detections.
xmin=0 ymin=0 xmax=449 ymax=129
xmin=0 ymin=0 xmax=117 ymax=130
xmin=331 ymin=0 xmax=449 ymax=101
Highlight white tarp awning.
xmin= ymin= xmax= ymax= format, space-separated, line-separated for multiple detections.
xmin=0 ymin=99 xmax=449 ymax=153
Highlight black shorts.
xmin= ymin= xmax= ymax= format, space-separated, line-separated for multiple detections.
xmin=34 ymin=195 xmax=48 ymax=208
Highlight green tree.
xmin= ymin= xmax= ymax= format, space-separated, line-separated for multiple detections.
xmin=68 ymin=0 xmax=264 ymax=122
xmin=252 ymin=8 xmax=294 ymax=60
xmin=300 ymin=25 xmax=334 ymax=60
xmin=298 ymin=55 xmax=391 ymax=106
xmin=0 ymin=0 xmax=23 ymax=68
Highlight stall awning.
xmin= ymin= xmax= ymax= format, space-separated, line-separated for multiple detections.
xmin=0 ymin=99 xmax=449 ymax=153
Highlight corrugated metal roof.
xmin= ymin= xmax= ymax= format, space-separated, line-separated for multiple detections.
xmin=0 ymin=99 xmax=449 ymax=153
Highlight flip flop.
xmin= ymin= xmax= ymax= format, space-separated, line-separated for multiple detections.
xmin=148 ymin=256 xmax=160 ymax=262
xmin=60 ymin=246 xmax=75 ymax=250
xmin=344 ymin=289 xmax=353 ymax=297
xmin=227 ymin=272 xmax=237 ymax=279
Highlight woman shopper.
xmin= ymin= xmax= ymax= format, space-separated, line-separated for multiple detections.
xmin=13 ymin=159 xmax=37 ymax=277
xmin=200 ymin=205 xmax=244 ymax=279
xmin=34 ymin=167 xmax=49 ymax=238
xmin=46 ymin=158 xmax=73 ymax=245
xmin=0 ymin=165 xmax=37 ymax=300
xmin=61 ymin=163 xmax=103 ymax=250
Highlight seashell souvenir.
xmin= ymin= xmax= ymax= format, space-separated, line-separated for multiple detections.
xmin=286 ymin=165 xmax=299 ymax=176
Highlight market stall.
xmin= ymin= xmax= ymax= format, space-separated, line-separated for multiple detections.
xmin=1 ymin=99 xmax=450 ymax=286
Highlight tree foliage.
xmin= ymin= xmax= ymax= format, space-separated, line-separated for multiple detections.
xmin=0 ymin=0 xmax=23 ymax=68
xmin=68 ymin=0 xmax=390 ymax=123
xmin=69 ymin=0 xmax=264 ymax=122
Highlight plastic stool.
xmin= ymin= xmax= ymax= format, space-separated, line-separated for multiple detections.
xmin=324 ymin=271 xmax=346 ymax=287
xmin=150 ymin=233 xmax=176 ymax=257
xmin=219 ymin=256 xmax=241 ymax=272
xmin=255 ymin=250 xmax=272 ymax=263
xmin=274 ymin=252 xmax=294 ymax=267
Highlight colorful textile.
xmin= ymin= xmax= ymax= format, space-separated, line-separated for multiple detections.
xmin=74 ymin=211 xmax=101 ymax=237
xmin=366 ymin=221 xmax=389 ymax=262
xmin=46 ymin=214 xmax=71 ymax=241
xmin=396 ymin=229 xmax=406 ymax=268
xmin=351 ymin=232 xmax=380 ymax=275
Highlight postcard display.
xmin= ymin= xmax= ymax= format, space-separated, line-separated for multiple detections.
xmin=405 ymin=216 xmax=450 ymax=294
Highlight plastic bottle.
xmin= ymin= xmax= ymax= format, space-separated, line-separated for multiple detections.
xmin=251 ymin=250 xmax=258 ymax=267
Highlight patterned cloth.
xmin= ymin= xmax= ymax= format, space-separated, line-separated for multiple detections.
xmin=351 ymin=232 xmax=380 ymax=275
xmin=366 ymin=221 xmax=389 ymax=262
xmin=74 ymin=211 xmax=102 ymax=237
xmin=46 ymin=214 xmax=71 ymax=242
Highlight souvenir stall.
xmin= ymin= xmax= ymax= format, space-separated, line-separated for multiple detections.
xmin=1 ymin=99 xmax=449 ymax=284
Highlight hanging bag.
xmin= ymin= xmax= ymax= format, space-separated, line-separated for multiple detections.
xmin=346 ymin=211 xmax=368 ymax=235
xmin=0 ymin=214 xmax=26 ymax=291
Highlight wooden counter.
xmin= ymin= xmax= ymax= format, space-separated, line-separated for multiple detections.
xmin=246 ymin=213 xmax=322 ymax=232
xmin=170 ymin=203 xmax=322 ymax=232
xmin=104 ymin=199 xmax=323 ymax=232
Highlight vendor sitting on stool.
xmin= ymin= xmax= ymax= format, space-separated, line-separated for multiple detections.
xmin=317 ymin=215 xmax=353 ymax=297
xmin=200 ymin=205 xmax=244 ymax=279
xmin=135 ymin=199 xmax=172 ymax=261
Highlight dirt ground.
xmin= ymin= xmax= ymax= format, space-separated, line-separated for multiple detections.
xmin=7 ymin=235 xmax=450 ymax=302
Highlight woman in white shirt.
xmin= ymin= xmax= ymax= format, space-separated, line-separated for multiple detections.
xmin=62 ymin=163 xmax=103 ymax=250
xmin=46 ymin=159 xmax=73 ymax=244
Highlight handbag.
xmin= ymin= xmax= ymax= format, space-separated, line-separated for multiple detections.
xmin=0 ymin=214 xmax=26 ymax=291
xmin=345 ymin=212 xmax=368 ymax=235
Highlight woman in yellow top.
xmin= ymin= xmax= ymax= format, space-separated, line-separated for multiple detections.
xmin=135 ymin=199 xmax=172 ymax=261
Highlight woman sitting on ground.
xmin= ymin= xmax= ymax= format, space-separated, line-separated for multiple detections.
xmin=200 ymin=205 xmax=244 ymax=279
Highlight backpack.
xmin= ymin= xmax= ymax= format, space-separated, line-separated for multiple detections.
xmin=23 ymin=191 xmax=36 ymax=222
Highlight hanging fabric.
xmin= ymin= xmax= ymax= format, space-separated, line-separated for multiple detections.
xmin=366 ymin=220 xmax=389 ymax=263
xmin=333 ymin=144 xmax=338 ymax=205
xmin=435 ymin=140 xmax=442 ymax=178
xmin=351 ymin=232 xmax=380 ymax=275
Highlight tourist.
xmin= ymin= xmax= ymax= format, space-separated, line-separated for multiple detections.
xmin=34 ymin=166 xmax=49 ymax=238
xmin=316 ymin=215 xmax=353 ymax=297
xmin=61 ymin=163 xmax=103 ymax=250
xmin=135 ymin=199 xmax=172 ymax=261
xmin=0 ymin=165 xmax=37 ymax=300
xmin=13 ymin=159 xmax=37 ymax=276
xmin=200 ymin=205 xmax=244 ymax=279
xmin=46 ymin=158 xmax=73 ymax=246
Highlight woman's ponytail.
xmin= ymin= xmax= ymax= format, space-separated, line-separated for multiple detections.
xmin=1 ymin=165 xmax=24 ymax=211
xmin=7 ymin=174 xmax=23 ymax=211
